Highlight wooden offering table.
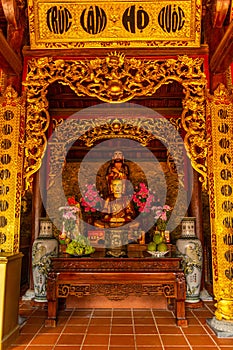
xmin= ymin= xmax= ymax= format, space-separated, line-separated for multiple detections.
xmin=46 ymin=250 xmax=187 ymax=327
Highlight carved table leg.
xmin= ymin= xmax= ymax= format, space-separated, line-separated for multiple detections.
xmin=45 ymin=272 xmax=58 ymax=327
xmin=176 ymin=272 xmax=188 ymax=327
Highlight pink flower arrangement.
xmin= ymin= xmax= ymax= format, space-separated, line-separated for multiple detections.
xmin=59 ymin=197 xmax=80 ymax=239
xmin=152 ymin=204 xmax=172 ymax=230
xmin=80 ymin=184 xmax=102 ymax=214
xmin=132 ymin=182 xmax=157 ymax=214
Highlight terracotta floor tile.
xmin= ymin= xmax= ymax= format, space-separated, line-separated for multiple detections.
xmin=185 ymin=334 xmax=216 ymax=346
xmin=160 ymin=334 xmax=189 ymax=346
xmin=163 ymin=347 xmax=191 ymax=350
xmin=109 ymin=347 xmax=136 ymax=350
xmin=82 ymin=346 xmax=108 ymax=350
xmin=182 ymin=325 xmax=208 ymax=334
xmin=12 ymin=334 xmax=35 ymax=345
xmin=26 ymin=346 xmax=54 ymax=350
xmin=56 ymin=317 xmax=68 ymax=326
xmin=20 ymin=324 xmax=42 ymax=333
xmin=152 ymin=310 xmax=175 ymax=318
xmin=38 ymin=325 xmax=64 ymax=334
xmin=113 ymin=310 xmax=132 ymax=317
xmin=63 ymin=325 xmax=87 ymax=333
xmin=137 ymin=347 xmax=163 ymax=350
xmin=157 ymin=325 xmax=182 ymax=334
xmin=133 ymin=317 xmax=155 ymax=325
xmin=111 ymin=325 xmax=134 ymax=334
xmin=72 ymin=310 xmax=93 ymax=317
xmin=53 ymin=346 xmax=81 ymax=350
xmin=110 ymin=335 xmax=135 ymax=346
xmin=185 ymin=317 xmax=200 ymax=326
xmin=83 ymin=334 xmax=109 ymax=345
xmin=192 ymin=310 xmax=214 ymax=318
xmin=67 ymin=317 xmax=90 ymax=325
xmin=56 ymin=334 xmax=84 ymax=345
xmin=58 ymin=310 xmax=73 ymax=317
xmin=29 ymin=334 xmax=60 ymax=345
xmin=89 ymin=317 xmax=111 ymax=325
xmin=26 ymin=317 xmax=45 ymax=325
xmin=135 ymin=334 xmax=162 ymax=346
xmin=133 ymin=310 xmax=153 ymax=317
xmin=87 ymin=325 xmax=111 ymax=334
xmin=19 ymin=310 xmax=36 ymax=317
xmin=134 ymin=325 xmax=158 ymax=334
xmin=31 ymin=310 xmax=47 ymax=317
xmin=211 ymin=336 xmax=233 ymax=346
xmin=198 ymin=317 xmax=210 ymax=325
xmin=93 ymin=310 xmax=112 ymax=317
xmin=191 ymin=347 xmax=221 ymax=350
xmin=14 ymin=300 xmax=233 ymax=350
xmin=112 ymin=317 xmax=133 ymax=325
xmin=155 ymin=317 xmax=177 ymax=325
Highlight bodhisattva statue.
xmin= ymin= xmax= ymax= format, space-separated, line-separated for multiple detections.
xmin=94 ymin=178 xmax=139 ymax=257
xmin=94 ymin=178 xmax=138 ymax=229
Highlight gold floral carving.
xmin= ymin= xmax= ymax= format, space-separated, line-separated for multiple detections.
xmin=207 ymin=83 xmax=233 ymax=320
xmin=48 ymin=117 xmax=184 ymax=189
xmin=23 ymin=53 xmax=207 ymax=190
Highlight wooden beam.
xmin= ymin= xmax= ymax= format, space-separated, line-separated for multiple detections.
xmin=0 ymin=29 xmax=22 ymax=75
xmin=210 ymin=20 xmax=233 ymax=73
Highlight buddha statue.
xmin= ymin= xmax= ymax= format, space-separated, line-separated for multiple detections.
xmin=94 ymin=178 xmax=139 ymax=257
xmin=94 ymin=178 xmax=138 ymax=229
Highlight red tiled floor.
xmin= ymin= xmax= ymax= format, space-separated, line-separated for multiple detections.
xmin=8 ymin=299 xmax=233 ymax=350
xmin=109 ymin=335 xmax=135 ymax=346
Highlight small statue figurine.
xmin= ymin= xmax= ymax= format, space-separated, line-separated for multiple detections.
xmin=106 ymin=150 xmax=129 ymax=194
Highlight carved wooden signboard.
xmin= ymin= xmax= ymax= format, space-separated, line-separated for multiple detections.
xmin=0 ymin=88 xmax=25 ymax=253
xmin=28 ymin=0 xmax=202 ymax=49
xmin=207 ymin=84 xmax=233 ymax=320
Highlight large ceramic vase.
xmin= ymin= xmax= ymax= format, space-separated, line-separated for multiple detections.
xmin=32 ymin=218 xmax=58 ymax=302
xmin=176 ymin=217 xmax=203 ymax=303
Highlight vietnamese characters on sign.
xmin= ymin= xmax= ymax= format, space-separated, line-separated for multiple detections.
xmin=30 ymin=1 xmax=201 ymax=48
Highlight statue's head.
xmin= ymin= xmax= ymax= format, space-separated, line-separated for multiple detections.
xmin=110 ymin=178 xmax=125 ymax=198
xmin=112 ymin=150 xmax=124 ymax=162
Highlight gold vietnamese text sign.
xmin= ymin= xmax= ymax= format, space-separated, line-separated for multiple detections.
xmin=28 ymin=0 xmax=201 ymax=49
xmin=207 ymin=84 xmax=233 ymax=321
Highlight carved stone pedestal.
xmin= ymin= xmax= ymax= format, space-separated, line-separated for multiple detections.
xmin=207 ymin=317 xmax=233 ymax=338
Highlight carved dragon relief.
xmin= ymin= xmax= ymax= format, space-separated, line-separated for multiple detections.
xmin=23 ymin=53 xmax=208 ymax=191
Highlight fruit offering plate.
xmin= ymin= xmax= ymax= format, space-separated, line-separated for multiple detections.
xmin=147 ymin=250 xmax=169 ymax=257
xmin=69 ymin=253 xmax=92 ymax=258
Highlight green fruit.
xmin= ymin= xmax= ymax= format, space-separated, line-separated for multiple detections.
xmin=153 ymin=233 xmax=163 ymax=245
xmin=157 ymin=242 xmax=168 ymax=252
xmin=148 ymin=242 xmax=156 ymax=251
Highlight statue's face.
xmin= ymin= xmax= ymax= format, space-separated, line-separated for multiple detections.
xmin=111 ymin=179 xmax=124 ymax=198
xmin=113 ymin=151 xmax=123 ymax=160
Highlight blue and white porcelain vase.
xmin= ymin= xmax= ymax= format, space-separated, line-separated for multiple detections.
xmin=176 ymin=217 xmax=203 ymax=303
xmin=32 ymin=218 xmax=58 ymax=302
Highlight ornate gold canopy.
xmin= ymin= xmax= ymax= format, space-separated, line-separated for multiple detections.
xmin=23 ymin=53 xmax=208 ymax=190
